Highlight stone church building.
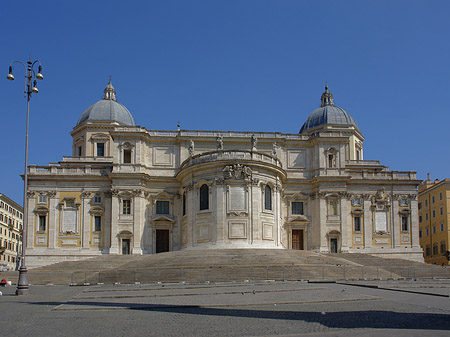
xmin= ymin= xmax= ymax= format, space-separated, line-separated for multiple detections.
xmin=26 ymin=81 xmax=423 ymax=267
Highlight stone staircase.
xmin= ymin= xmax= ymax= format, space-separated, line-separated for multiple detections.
xmin=3 ymin=249 xmax=450 ymax=285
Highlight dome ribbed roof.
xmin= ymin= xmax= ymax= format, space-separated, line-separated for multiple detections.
xmin=77 ymin=81 xmax=135 ymax=126
xmin=299 ymin=86 xmax=359 ymax=134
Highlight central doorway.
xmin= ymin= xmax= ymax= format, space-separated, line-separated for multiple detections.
xmin=156 ymin=229 xmax=170 ymax=253
xmin=122 ymin=239 xmax=130 ymax=255
xmin=330 ymin=238 xmax=338 ymax=253
xmin=292 ymin=230 xmax=304 ymax=250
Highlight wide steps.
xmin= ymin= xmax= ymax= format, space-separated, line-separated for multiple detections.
xmin=7 ymin=249 xmax=450 ymax=285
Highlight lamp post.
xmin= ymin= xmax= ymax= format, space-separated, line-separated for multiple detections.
xmin=7 ymin=58 xmax=44 ymax=295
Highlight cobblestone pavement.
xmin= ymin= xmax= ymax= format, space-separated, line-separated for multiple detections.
xmin=1 ymin=280 xmax=449 ymax=336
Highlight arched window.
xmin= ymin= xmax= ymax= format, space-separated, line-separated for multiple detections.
xmin=200 ymin=184 xmax=209 ymax=210
xmin=264 ymin=185 xmax=272 ymax=210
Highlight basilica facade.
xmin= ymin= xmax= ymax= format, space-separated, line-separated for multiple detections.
xmin=25 ymin=82 xmax=423 ymax=267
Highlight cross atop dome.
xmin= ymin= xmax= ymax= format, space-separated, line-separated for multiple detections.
xmin=320 ymin=83 xmax=334 ymax=107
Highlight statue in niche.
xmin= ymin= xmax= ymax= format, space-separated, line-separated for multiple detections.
xmin=251 ymin=134 xmax=257 ymax=151
xmin=216 ymin=135 xmax=223 ymax=150
xmin=188 ymin=140 xmax=195 ymax=157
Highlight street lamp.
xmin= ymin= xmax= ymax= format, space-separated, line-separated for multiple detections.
xmin=7 ymin=58 xmax=44 ymax=296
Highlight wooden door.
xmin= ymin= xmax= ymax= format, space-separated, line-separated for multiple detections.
xmin=156 ymin=229 xmax=170 ymax=253
xmin=292 ymin=230 xmax=304 ymax=250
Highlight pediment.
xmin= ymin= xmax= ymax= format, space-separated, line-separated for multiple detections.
xmin=150 ymin=215 xmax=176 ymax=224
xmin=286 ymin=215 xmax=310 ymax=223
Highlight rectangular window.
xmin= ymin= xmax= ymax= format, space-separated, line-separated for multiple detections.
xmin=401 ymin=216 xmax=408 ymax=232
xmin=182 ymin=193 xmax=186 ymax=216
xmin=93 ymin=196 xmax=102 ymax=204
xmin=426 ymin=212 xmax=429 ymax=221
xmin=440 ymin=206 xmax=443 ymax=216
xmin=291 ymin=202 xmax=304 ymax=215
xmin=440 ymin=192 xmax=443 ymax=201
xmin=94 ymin=216 xmax=102 ymax=232
xmin=433 ymin=226 xmax=437 ymax=234
xmin=433 ymin=245 xmax=438 ymax=255
xmin=39 ymin=215 xmax=46 ymax=232
xmin=354 ymin=216 xmax=361 ymax=232
xmin=97 ymin=143 xmax=105 ymax=157
xmin=123 ymin=150 xmax=132 ymax=164
xmin=432 ymin=196 xmax=435 ymax=204
xmin=441 ymin=223 xmax=444 ymax=232
xmin=78 ymin=146 xmax=82 ymax=157
xmin=156 ymin=201 xmax=169 ymax=215
xmin=38 ymin=194 xmax=48 ymax=204
xmin=419 ymin=230 xmax=422 ymax=238
xmin=122 ymin=199 xmax=131 ymax=215
xmin=426 ymin=246 xmax=431 ymax=256
xmin=441 ymin=243 xmax=446 ymax=254
xmin=426 ymin=228 xmax=429 ymax=236
xmin=418 ymin=202 xmax=422 ymax=210
xmin=419 ymin=215 xmax=422 ymax=223
xmin=432 ymin=209 xmax=436 ymax=218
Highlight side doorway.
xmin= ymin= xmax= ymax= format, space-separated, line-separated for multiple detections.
xmin=156 ymin=229 xmax=170 ymax=253
xmin=292 ymin=229 xmax=304 ymax=250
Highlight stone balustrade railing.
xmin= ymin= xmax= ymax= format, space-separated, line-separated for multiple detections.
xmin=28 ymin=165 xmax=110 ymax=176
xmin=180 ymin=150 xmax=282 ymax=170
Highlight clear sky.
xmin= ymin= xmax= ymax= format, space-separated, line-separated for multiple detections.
xmin=1 ymin=0 xmax=449 ymax=206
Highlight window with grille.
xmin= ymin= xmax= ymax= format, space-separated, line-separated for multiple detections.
xmin=122 ymin=200 xmax=131 ymax=215
xmin=291 ymin=202 xmax=304 ymax=215
xmin=156 ymin=201 xmax=169 ymax=215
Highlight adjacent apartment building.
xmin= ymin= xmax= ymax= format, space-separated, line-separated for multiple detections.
xmin=418 ymin=175 xmax=450 ymax=265
xmin=0 ymin=193 xmax=23 ymax=270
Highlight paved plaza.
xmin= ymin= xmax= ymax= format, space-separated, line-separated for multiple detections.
xmin=1 ymin=279 xmax=449 ymax=336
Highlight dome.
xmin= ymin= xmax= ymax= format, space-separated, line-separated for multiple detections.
xmin=299 ymin=86 xmax=359 ymax=134
xmin=77 ymin=81 xmax=135 ymax=126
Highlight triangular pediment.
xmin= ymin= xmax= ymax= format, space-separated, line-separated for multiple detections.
xmin=150 ymin=215 xmax=176 ymax=224
xmin=286 ymin=215 xmax=310 ymax=223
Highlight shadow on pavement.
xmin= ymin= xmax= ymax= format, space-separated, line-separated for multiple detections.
xmin=30 ymin=300 xmax=450 ymax=330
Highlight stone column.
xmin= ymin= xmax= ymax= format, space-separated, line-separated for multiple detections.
xmin=48 ymin=193 xmax=58 ymax=249
xmin=132 ymin=191 xmax=143 ymax=254
xmin=410 ymin=198 xmax=420 ymax=247
xmin=340 ymin=197 xmax=350 ymax=252
xmin=392 ymin=199 xmax=400 ymax=248
xmin=319 ymin=197 xmax=328 ymax=251
xmin=109 ymin=191 xmax=120 ymax=254
xmin=81 ymin=192 xmax=91 ymax=249
xmin=103 ymin=193 xmax=112 ymax=253
xmin=26 ymin=193 xmax=35 ymax=250
xmin=215 ymin=181 xmax=225 ymax=244
xmin=363 ymin=200 xmax=372 ymax=248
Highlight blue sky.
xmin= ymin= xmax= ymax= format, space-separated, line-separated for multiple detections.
xmin=1 ymin=0 xmax=449 ymax=205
